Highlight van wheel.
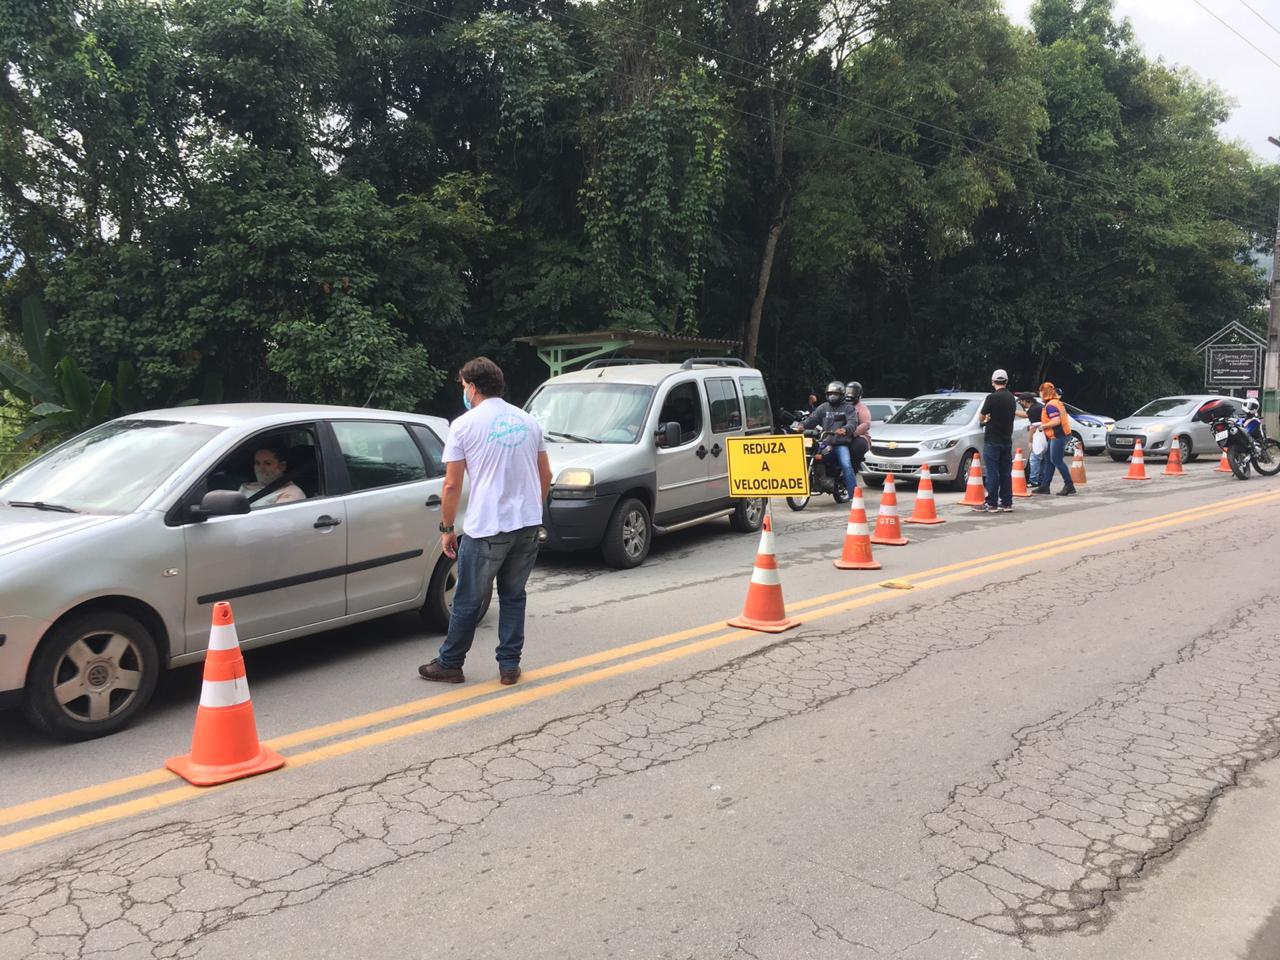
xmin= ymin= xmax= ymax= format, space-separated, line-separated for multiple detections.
xmin=422 ymin=555 xmax=493 ymax=632
xmin=23 ymin=611 xmax=160 ymax=741
xmin=601 ymin=498 xmax=651 ymax=569
xmin=729 ymin=498 xmax=765 ymax=533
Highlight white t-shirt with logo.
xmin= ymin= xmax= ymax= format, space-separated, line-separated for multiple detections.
xmin=443 ymin=398 xmax=546 ymax=539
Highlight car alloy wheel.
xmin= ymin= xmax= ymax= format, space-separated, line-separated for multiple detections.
xmin=622 ymin=507 xmax=648 ymax=559
xmin=51 ymin=630 xmax=145 ymax=725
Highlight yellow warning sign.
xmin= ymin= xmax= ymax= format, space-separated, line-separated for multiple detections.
xmin=726 ymin=435 xmax=809 ymax=498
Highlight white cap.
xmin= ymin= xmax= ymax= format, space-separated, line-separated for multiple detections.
xmin=991 ymin=369 xmax=1008 ymax=383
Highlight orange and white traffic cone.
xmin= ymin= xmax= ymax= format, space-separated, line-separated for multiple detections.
xmin=904 ymin=464 xmax=946 ymax=525
xmin=834 ymin=488 xmax=881 ymax=569
xmin=1070 ymin=447 xmax=1088 ymax=486
xmin=957 ymin=452 xmax=985 ymax=507
xmin=1163 ymin=438 xmax=1186 ymax=477
xmin=166 ymin=602 xmax=285 ymax=787
xmin=1011 ymin=449 xmax=1032 ymax=499
xmin=1123 ymin=440 xmax=1150 ymax=481
xmin=870 ymin=474 xmax=910 ymax=545
xmin=728 ymin=515 xmax=800 ymax=633
xmin=1215 ymin=449 xmax=1231 ymax=473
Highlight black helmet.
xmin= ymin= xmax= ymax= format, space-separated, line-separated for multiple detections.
xmin=844 ymin=381 xmax=863 ymax=403
xmin=825 ymin=380 xmax=845 ymax=403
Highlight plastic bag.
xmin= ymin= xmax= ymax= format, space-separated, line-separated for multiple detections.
xmin=1031 ymin=430 xmax=1048 ymax=455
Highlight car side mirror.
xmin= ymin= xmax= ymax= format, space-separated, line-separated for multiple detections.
xmin=188 ymin=489 xmax=251 ymax=522
xmin=657 ymin=422 xmax=682 ymax=448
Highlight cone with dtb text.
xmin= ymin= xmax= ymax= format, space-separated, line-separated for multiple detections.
xmin=870 ymin=474 xmax=910 ymax=545
xmin=1163 ymin=438 xmax=1186 ymax=476
xmin=834 ymin=488 xmax=882 ymax=569
xmin=1012 ymin=449 xmax=1032 ymax=499
xmin=729 ymin=516 xmax=800 ymax=633
xmin=904 ymin=464 xmax=946 ymax=524
xmin=1216 ymin=450 xmax=1232 ymax=473
xmin=1123 ymin=440 xmax=1150 ymax=481
xmin=958 ymin=452 xmax=985 ymax=507
xmin=1070 ymin=447 xmax=1088 ymax=486
xmin=166 ymin=602 xmax=284 ymax=786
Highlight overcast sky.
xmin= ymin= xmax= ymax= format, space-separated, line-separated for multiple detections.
xmin=1002 ymin=0 xmax=1278 ymax=162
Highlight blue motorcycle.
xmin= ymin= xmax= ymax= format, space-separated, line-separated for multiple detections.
xmin=1199 ymin=405 xmax=1280 ymax=480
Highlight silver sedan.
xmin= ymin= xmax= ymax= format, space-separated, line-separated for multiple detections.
xmin=862 ymin=393 xmax=1029 ymax=491
xmin=0 ymin=404 xmax=484 ymax=741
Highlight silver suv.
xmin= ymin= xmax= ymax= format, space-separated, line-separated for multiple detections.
xmin=525 ymin=358 xmax=772 ymax=568
xmin=0 ymin=404 xmax=481 ymax=740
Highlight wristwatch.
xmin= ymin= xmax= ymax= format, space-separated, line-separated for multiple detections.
xmin=438 ymin=522 xmax=455 ymax=534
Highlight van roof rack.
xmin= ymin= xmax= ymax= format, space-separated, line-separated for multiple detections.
xmin=679 ymin=357 xmax=749 ymax=370
xmin=582 ymin=358 xmax=660 ymax=370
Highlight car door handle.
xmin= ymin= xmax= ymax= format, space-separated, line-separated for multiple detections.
xmin=313 ymin=515 xmax=342 ymax=529
xmin=425 ymin=496 xmax=442 ymax=509
xmin=696 ymin=445 xmax=708 ymax=460
xmin=710 ymin=443 xmax=723 ymax=457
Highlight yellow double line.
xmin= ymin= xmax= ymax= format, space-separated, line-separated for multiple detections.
xmin=2 ymin=487 xmax=1277 ymax=854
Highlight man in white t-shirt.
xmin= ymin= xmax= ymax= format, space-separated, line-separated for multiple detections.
xmin=419 ymin=357 xmax=552 ymax=686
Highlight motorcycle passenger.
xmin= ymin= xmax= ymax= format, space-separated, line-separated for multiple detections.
xmin=798 ymin=381 xmax=866 ymax=495
xmin=843 ymin=380 xmax=873 ymax=478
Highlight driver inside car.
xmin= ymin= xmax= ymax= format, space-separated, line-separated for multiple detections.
xmin=236 ymin=439 xmax=306 ymax=508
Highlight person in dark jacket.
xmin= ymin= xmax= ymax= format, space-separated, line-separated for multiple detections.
xmin=799 ymin=380 xmax=870 ymax=494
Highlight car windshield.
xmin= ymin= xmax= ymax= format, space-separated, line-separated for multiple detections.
xmin=526 ymin=383 xmax=655 ymax=444
xmin=887 ymin=398 xmax=979 ymax=426
xmin=1132 ymin=398 xmax=1194 ymax=418
xmin=0 ymin=419 xmax=223 ymax=514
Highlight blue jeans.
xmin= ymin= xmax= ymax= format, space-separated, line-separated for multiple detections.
xmin=1027 ymin=449 xmax=1044 ymax=487
xmin=1041 ymin=437 xmax=1072 ymax=491
xmin=829 ymin=445 xmax=860 ymax=491
xmin=437 ymin=526 xmax=541 ymax=670
xmin=983 ymin=441 xmax=1013 ymax=508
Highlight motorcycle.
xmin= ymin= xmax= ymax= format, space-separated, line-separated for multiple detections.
xmin=1208 ymin=412 xmax=1280 ymax=480
xmin=780 ymin=410 xmax=851 ymax=511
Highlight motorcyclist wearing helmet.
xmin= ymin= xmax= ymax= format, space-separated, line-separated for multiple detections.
xmin=797 ymin=380 xmax=870 ymax=494
xmin=1242 ymin=397 xmax=1261 ymax=420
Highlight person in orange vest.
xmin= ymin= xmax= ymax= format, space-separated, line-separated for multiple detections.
xmin=1035 ymin=382 xmax=1076 ymax=496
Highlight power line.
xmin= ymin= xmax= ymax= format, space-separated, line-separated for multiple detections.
xmin=379 ymin=0 xmax=1273 ymax=237
xmin=1192 ymin=0 xmax=1280 ymax=70
xmin=1233 ymin=0 xmax=1280 ymax=37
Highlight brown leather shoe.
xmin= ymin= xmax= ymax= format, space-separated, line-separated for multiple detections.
xmin=418 ymin=659 xmax=464 ymax=683
xmin=499 ymin=666 xmax=521 ymax=686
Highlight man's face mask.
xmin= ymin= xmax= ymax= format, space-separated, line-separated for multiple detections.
xmin=827 ymin=393 xmax=843 ymax=405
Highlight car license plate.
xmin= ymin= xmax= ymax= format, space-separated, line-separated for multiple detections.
xmin=1113 ymin=437 xmax=1133 ymax=447
xmin=1214 ymin=429 xmax=1229 ymax=442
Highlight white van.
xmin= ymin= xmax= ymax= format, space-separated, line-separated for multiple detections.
xmin=525 ymin=359 xmax=773 ymax=567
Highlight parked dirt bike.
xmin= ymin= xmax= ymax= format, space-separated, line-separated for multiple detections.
xmin=1209 ymin=414 xmax=1280 ymax=480
xmin=780 ymin=410 xmax=851 ymax=511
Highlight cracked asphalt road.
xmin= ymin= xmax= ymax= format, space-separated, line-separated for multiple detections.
xmin=2 ymin=461 xmax=1280 ymax=959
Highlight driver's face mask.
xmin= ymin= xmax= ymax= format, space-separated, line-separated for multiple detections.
xmin=827 ymin=393 xmax=843 ymax=405
xmin=254 ymin=455 xmax=284 ymax=486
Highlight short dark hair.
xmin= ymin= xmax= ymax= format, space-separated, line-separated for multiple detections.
xmin=255 ymin=437 xmax=290 ymax=463
xmin=459 ymin=357 xmax=505 ymax=397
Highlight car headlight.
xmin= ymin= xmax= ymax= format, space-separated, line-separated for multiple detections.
xmin=552 ymin=468 xmax=595 ymax=500
xmin=1105 ymin=423 xmax=1115 ymax=432
xmin=921 ymin=438 xmax=959 ymax=450
xmin=1145 ymin=424 xmax=1166 ymax=433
